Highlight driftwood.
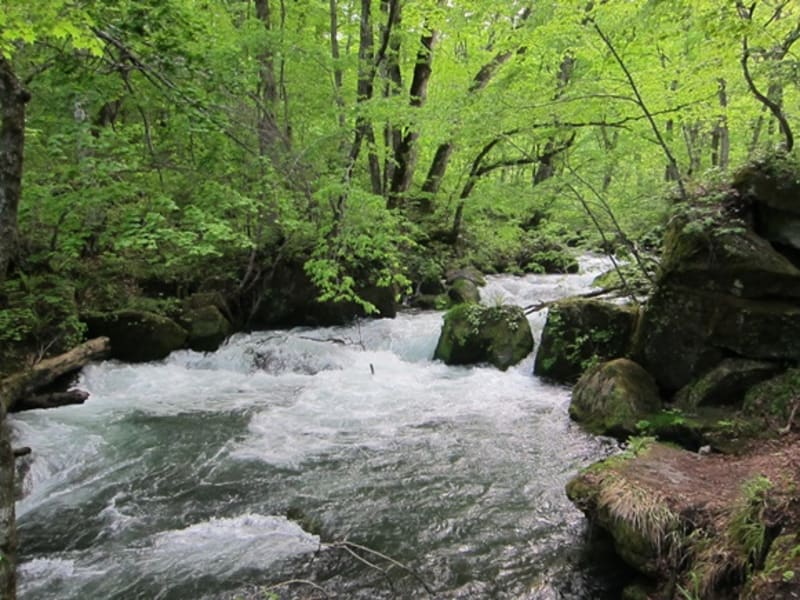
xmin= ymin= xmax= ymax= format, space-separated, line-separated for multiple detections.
xmin=0 ymin=337 xmax=110 ymax=412
xmin=523 ymin=285 xmax=622 ymax=315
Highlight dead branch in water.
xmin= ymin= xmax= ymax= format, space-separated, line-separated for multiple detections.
xmin=0 ymin=337 xmax=110 ymax=412
xmin=523 ymin=285 xmax=622 ymax=315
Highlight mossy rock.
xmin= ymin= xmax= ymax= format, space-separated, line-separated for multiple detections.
xmin=519 ymin=240 xmax=579 ymax=274
xmin=445 ymin=266 xmax=486 ymax=287
xmin=742 ymin=368 xmax=800 ymax=430
xmin=570 ymin=358 xmax=662 ymax=439
xmin=660 ymin=208 xmax=800 ymax=299
xmin=85 ymin=310 xmax=188 ymax=362
xmin=182 ymin=305 xmax=231 ymax=352
xmin=733 ymin=153 xmax=800 ymax=216
xmin=674 ymin=358 xmax=782 ymax=410
xmin=533 ymin=299 xmax=638 ymax=384
xmin=634 ymin=285 xmax=800 ymax=392
xmin=447 ymin=278 xmax=481 ymax=305
xmin=565 ymin=441 xmax=676 ymax=577
xmin=639 ymin=406 xmax=761 ymax=453
xmin=433 ymin=304 xmax=534 ymax=370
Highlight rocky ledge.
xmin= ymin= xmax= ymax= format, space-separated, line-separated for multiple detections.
xmin=567 ymin=436 xmax=800 ymax=599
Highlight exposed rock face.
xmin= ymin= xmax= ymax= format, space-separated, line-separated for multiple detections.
xmin=569 ymin=358 xmax=662 ymax=439
xmin=533 ymin=299 xmax=638 ymax=383
xmin=85 ymin=310 xmax=187 ymax=362
xmin=433 ymin=304 xmax=533 ymax=370
xmin=182 ymin=306 xmax=231 ymax=352
xmin=634 ymin=199 xmax=800 ymax=393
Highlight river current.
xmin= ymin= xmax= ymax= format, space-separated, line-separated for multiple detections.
xmin=12 ymin=256 xmax=627 ymax=599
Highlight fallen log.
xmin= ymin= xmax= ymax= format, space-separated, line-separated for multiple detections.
xmin=523 ymin=285 xmax=622 ymax=315
xmin=0 ymin=337 xmax=110 ymax=412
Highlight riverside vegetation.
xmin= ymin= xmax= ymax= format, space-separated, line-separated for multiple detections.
xmin=2 ymin=1 xmax=800 ymax=599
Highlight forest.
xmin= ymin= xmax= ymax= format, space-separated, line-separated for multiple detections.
xmin=0 ymin=0 xmax=797 ymax=369
xmin=2 ymin=2 xmax=800 ymax=599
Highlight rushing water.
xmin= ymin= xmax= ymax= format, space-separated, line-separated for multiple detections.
xmin=12 ymin=257 xmax=628 ymax=600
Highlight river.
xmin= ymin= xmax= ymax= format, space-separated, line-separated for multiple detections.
xmin=12 ymin=256 xmax=627 ymax=599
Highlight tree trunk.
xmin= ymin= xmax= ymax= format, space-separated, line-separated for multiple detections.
xmin=419 ymin=48 xmax=516 ymax=204
xmin=0 ymin=56 xmax=29 ymax=283
xmin=0 ymin=337 xmax=110 ymax=412
xmin=387 ymin=29 xmax=438 ymax=209
xmin=380 ymin=0 xmax=402 ymax=194
xmin=711 ymin=78 xmax=730 ymax=169
xmin=254 ymin=0 xmax=290 ymax=158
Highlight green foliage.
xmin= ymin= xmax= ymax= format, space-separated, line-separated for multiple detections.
xmin=3 ymin=0 xmax=800 ymax=370
xmin=0 ymin=272 xmax=86 ymax=372
xmin=305 ymin=190 xmax=413 ymax=313
xmin=729 ymin=475 xmax=772 ymax=568
xmin=636 ymin=408 xmax=687 ymax=436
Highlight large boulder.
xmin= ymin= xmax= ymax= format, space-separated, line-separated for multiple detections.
xmin=634 ymin=195 xmax=800 ymax=391
xmin=635 ymin=285 xmax=800 ymax=392
xmin=85 ymin=310 xmax=187 ymax=362
xmin=433 ymin=304 xmax=534 ymax=370
xmin=182 ymin=306 xmax=231 ymax=352
xmin=569 ymin=358 xmax=662 ymax=439
xmin=445 ymin=266 xmax=486 ymax=287
xmin=659 ymin=208 xmax=800 ymax=299
xmin=447 ymin=278 xmax=480 ymax=305
xmin=673 ymin=358 xmax=781 ymax=410
xmin=533 ymin=299 xmax=638 ymax=383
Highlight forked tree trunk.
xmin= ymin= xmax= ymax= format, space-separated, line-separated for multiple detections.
xmin=0 ymin=56 xmax=29 ymax=283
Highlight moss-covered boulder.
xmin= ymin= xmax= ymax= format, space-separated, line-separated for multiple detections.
xmin=674 ymin=358 xmax=782 ymax=410
xmin=433 ymin=304 xmax=533 ymax=370
xmin=447 ymin=278 xmax=480 ymax=305
xmin=659 ymin=207 xmax=800 ymax=299
xmin=85 ymin=310 xmax=188 ymax=362
xmin=182 ymin=306 xmax=231 ymax=352
xmin=635 ymin=285 xmax=800 ymax=391
xmin=445 ymin=266 xmax=486 ymax=287
xmin=733 ymin=153 xmax=800 ymax=215
xmin=570 ymin=358 xmax=662 ymax=439
xmin=517 ymin=236 xmax=579 ymax=274
xmin=533 ymin=299 xmax=638 ymax=383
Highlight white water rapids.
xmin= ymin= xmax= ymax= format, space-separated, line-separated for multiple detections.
xmin=12 ymin=256 xmax=627 ymax=599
